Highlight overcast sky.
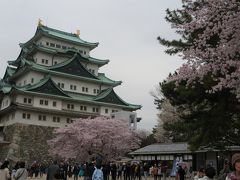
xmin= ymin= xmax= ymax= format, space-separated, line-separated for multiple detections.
xmin=0 ymin=0 xmax=183 ymax=131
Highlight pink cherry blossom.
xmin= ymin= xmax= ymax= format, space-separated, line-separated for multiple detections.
xmin=169 ymin=0 xmax=240 ymax=97
xmin=47 ymin=117 xmax=140 ymax=162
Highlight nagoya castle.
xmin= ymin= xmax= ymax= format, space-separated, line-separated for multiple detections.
xmin=0 ymin=21 xmax=141 ymax=162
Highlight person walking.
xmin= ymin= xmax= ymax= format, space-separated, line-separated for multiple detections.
xmin=46 ymin=160 xmax=60 ymax=180
xmin=0 ymin=160 xmax=10 ymax=180
xmin=199 ymin=166 xmax=216 ymax=180
xmin=226 ymin=153 xmax=240 ymax=180
xmin=92 ymin=164 xmax=103 ymax=180
xmin=152 ymin=164 xmax=158 ymax=180
xmin=13 ymin=161 xmax=28 ymax=180
xmin=177 ymin=166 xmax=185 ymax=180
xmin=143 ymin=163 xmax=149 ymax=180
xmin=73 ymin=163 xmax=80 ymax=180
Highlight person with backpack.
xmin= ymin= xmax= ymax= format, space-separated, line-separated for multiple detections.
xmin=92 ymin=164 xmax=103 ymax=180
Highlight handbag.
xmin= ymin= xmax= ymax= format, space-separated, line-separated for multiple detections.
xmin=15 ymin=169 xmax=26 ymax=180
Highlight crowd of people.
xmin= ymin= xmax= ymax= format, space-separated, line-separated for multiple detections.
xmin=0 ymin=153 xmax=240 ymax=180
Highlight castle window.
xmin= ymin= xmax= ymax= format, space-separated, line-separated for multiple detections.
xmin=57 ymin=117 xmax=60 ymax=122
xmin=53 ymin=116 xmax=60 ymax=122
xmin=53 ymin=116 xmax=56 ymax=122
xmin=23 ymin=98 xmax=27 ymax=103
xmin=93 ymin=89 xmax=96 ymax=94
xmin=42 ymin=59 xmax=45 ymax=63
xmin=45 ymin=59 xmax=48 ymax=64
xmin=28 ymin=98 xmax=32 ymax=104
xmin=105 ymin=109 xmax=108 ymax=114
xmin=44 ymin=100 xmax=48 ymax=105
xmin=56 ymin=44 xmax=61 ymax=48
xmin=46 ymin=42 xmax=49 ymax=46
xmin=80 ymin=106 xmax=87 ymax=111
xmin=66 ymin=118 xmax=71 ymax=123
xmin=92 ymin=107 xmax=99 ymax=113
xmin=86 ymin=87 xmax=88 ymax=92
xmin=62 ymin=46 xmax=67 ymax=49
xmin=11 ymin=113 xmax=15 ymax=120
xmin=74 ymin=85 xmax=77 ymax=90
xmin=53 ymin=101 xmax=57 ymax=107
xmin=57 ymin=83 xmax=61 ymax=87
xmin=61 ymin=83 xmax=64 ymax=88
xmin=23 ymin=113 xmax=30 ymax=120
xmin=50 ymin=43 xmax=55 ymax=47
xmin=31 ymin=78 xmax=34 ymax=83
xmin=22 ymin=113 xmax=26 ymax=119
xmin=54 ymin=61 xmax=57 ymax=65
xmin=42 ymin=115 xmax=46 ymax=121
xmin=82 ymin=87 xmax=85 ymax=92
xmin=71 ymin=104 xmax=74 ymax=109
xmin=40 ymin=99 xmax=44 ymax=105
xmin=38 ymin=115 xmax=42 ymax=121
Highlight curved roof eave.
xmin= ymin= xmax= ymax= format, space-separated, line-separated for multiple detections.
xmin=20 ymin=26 xmax=99 ymax=50
xmin=94 ymin=88 xmax=141 ymax=110
xmin=11 ymin=88 xmax=139 ymax=110
xmin=22 ymin=59 xmax=118 ymax=86
xmin=28 ymin=44 xmax=110 ymax=66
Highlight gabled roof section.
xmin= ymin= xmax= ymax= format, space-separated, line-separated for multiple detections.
xmin=88 ymin=57 xmax=109 ymax=67
xmin=0 ymin=80 xmax=12 ymax=94
xmin=3 ymin=66 xmax=17 ymax=80
xmin=98 ymin=73 xmax=122 ymax=86
xmin=95 ymin=88 xmax=141 ymax=110
xmin=50 ymin=54 xmax=98 ymax=79
xmin=29 ymin=44 xmax=109 ymax=66
xmin=24 ymin=76 xmax=69 ymax=97
xmin=22 ymin=25 xmax=98 ymax=50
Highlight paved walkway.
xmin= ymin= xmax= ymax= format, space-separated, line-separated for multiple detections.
xmin=27 ymin=176 xmax=179 ymax=180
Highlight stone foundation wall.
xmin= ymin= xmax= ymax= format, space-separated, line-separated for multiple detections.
xmin=0 ymin=123 xmax=55 ymax=164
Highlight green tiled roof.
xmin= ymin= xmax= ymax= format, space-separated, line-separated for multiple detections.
xmin=88 ymin=56 xmax=109 ymax=66
xmin=0 ymin=76 xmax=140 ymax=110
xmin=38 ymin=25 xmax=98 ymax=49
xmin=25 ymin=76 xmax=70 ymax=97
xmin=3 ymin=66 xmax=17 ymax=80
xmin=32 ymin=44 xmax=109 ymax=66
xmin=98 ymin=73 xmax=122 ymax=85
xmin=9 ymin=58 xmax=120 ymax=87
xmin=95 ymin=88 xmax=141 ymax=110
xmin=0 ymin=80 xmax=12 ymax=93
xmin=50 ymin=54 xmax=98 ymax=79
xmin=10 ymin=44 xmax=109 ymax=68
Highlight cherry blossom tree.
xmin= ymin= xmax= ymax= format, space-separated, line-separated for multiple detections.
xmin=156 ymin=0 xmax=240 ymax=150
xmin=48 ymin=117 xmax=140 ymax=162
xmin=162 ymin=0 xmax=240 ymax=96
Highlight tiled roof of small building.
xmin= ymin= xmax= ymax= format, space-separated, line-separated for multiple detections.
xmin=129 ymin=142 xmax=190 ymax=155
